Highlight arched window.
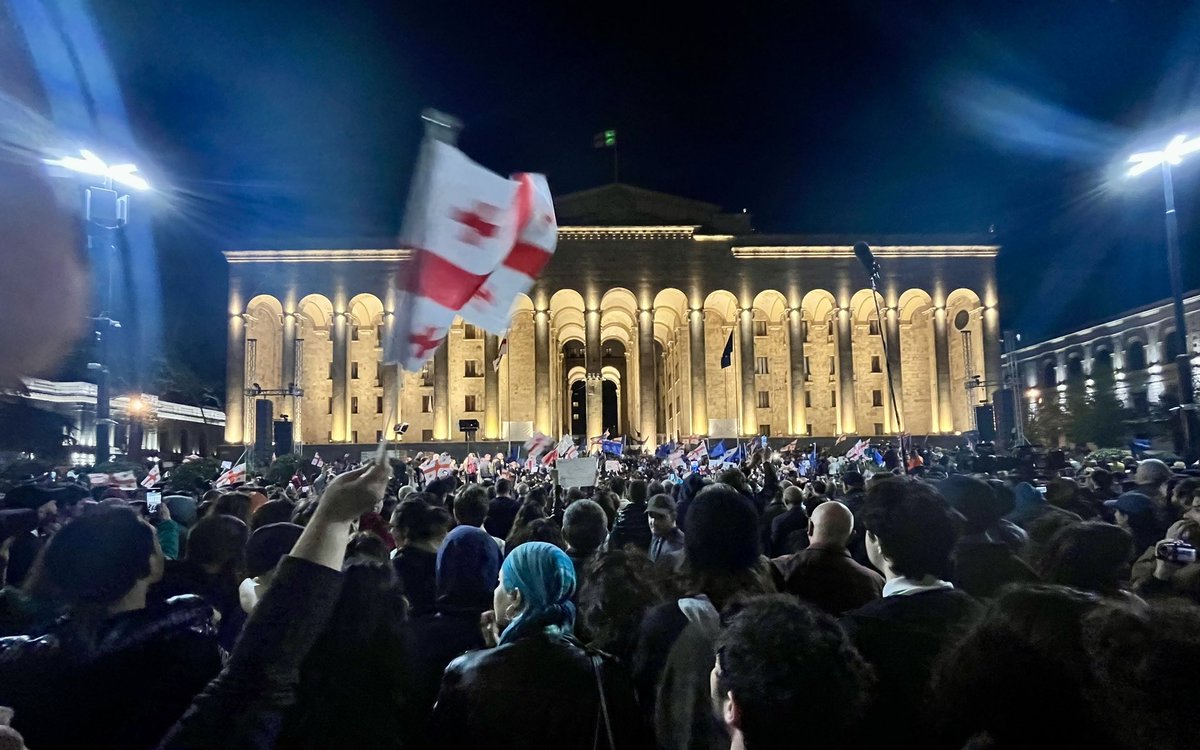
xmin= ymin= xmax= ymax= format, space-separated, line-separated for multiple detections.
xmin=1164 ymin=330 xmax=1182 ymax=362
xmin=1093 ymin=349 xmax=1113 ymax=374
xmin=1041 ymin=361 xmax=1058 ymax=388
xmin=1066 ymin=357 xmax=1084 ymax=382
xmin=1126 ymin=341 xmax=1147 ymax=371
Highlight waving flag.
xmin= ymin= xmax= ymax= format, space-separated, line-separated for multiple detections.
xmin=311 ymin=452 xmax=324 ymax=468
xmin=655 ymin=441 xmax=676 ymax=459
xmin=493 ymin=335 xmax=508 ymax=372
xmin=667 ymin=449 xmax=686 ymax=469
xmin=214 ymin=463 xmax=246 ymax=488
xmin=140 ymin=465 xmax=161 ymax=489
xmin=386 ymin=139 xmax=553 ymax=371
xmin=524 ymin=431 xmax=555 ymax=458
xmin=600 ymin=438 xmax=624 ymax=457
xmin=709 ymin=440 xmax=727 ymax=460
xmin=556 ymin=434 xmax=579 ymax=459
xmin=871 ymin=448 xmax=885 ymax=466
xmin=846 ymin=440 xmax=869 ymax=462
xmin=720 ymin=331 xmax=734 ymax=368
xmin=463 ymin=175 xmax=558 ymax=331
xmin=687 ymin=440 xmax=709 ymax=462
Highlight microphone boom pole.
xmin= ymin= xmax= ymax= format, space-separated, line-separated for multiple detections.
xmin=853 ymin=242 xmax=905 ymax=453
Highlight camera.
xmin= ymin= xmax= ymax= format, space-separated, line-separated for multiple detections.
xmin=1156 ymin=540 xmax=1197 ymax=564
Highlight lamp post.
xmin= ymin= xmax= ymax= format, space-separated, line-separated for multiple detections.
xmin=44 ymin=149 xmax=150 ymax=464
xmin=1129 ymin=134 xmax=1200 ymax=457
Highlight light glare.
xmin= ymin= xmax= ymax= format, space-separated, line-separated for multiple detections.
xmin=44 ymin=148 xmax=150 ymax=190
xmin=1127 ymin=134 xmax=1200 ymax=178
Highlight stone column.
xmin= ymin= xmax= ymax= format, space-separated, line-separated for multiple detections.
xmin=739 ymin=308 xmax=756 ymax=436
xmin=484 ymin=333 xmax=500 ymax=439
xmin=688 ymin=308 xmax=708 ymax=436
xmin=885 ymin=306 xmax=904 ymax=433
xmin=331 ymin=311 xmax=349 ymax=442
xmin=983 ymin=304 xmax=1003 ymax=395
xmin=638 ymin=308 xmax=657 ymax=446
xmin=225 ymin=313 xmax=246 ymax=444
xmin=433 ymin=337 xmax=450 ymax=440
xmin=786 ymin=307 xmax=807 ymax=436
xmin=585 ymin=309 xmax=603 ymax=439
xmin=380 ymin=312 xmax=398 ymax=426
xmin=933 ymin=306 xmax=953 ymax=432
xmin=837 ymin=307 xmax=857 ymax=434
xmin=534 ymin=310 xmax=551 ymax=435
xmin=281 ymin=312 xmax=297 ymax=391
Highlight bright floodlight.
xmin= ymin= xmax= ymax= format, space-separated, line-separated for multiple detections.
xmin=1128 ymin=134 xmax=1200 ymax=177
xmin=44 ymin=148 xmax=150 ymax=190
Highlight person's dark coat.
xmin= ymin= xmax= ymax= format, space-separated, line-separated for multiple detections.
xmin=151 ymin=558 xmax=246 ymax=652
xmin=608 ymin=500 xmax=652 ymax=553
xmin=432 ymin=632 xmax=651 ymax=748
xmin=951 ymin=537 xmax=1039 ymax=599
xmin=158 ymin=556 xmax=346 ymax=750
xmin=771 ymin=543 xmax=884 ymax=615
xmin=759 ymin=498 xmax=786 ymax=552
xmin=392 ymin=547 xmax=439 ymax=617
xmin=483 ymin=495 xmax=520 ymax=539
xmin=840 ymin=589 xmax=981 ymax=748
xmin=0 ymin=595 xmax=221 ymax=750
xmin=769 ymin=506 xmax=809 ymax=557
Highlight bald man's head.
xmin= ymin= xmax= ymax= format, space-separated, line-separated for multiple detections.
xmin=809 ymin=501 xmax=854 ymax=547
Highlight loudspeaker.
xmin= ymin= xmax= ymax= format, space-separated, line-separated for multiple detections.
xmin=993 ymin=389 xmax=1016 ymax=446
xmin=458 ymin=418 xmax=480 ymax=433
xmin=975 ymin=404 xmax=996 ymax=441
xmin=273 ymin=419 xmax=294 ymax=457
xmin=254 ymin=399 xmax=273 ymax=463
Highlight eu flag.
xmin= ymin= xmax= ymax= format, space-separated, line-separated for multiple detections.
xmin=720 ymin=331 xmax=734 ymax=368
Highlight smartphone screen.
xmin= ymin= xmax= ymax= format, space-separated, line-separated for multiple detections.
xmin=146 ymin=491 xmax=162 ymax=513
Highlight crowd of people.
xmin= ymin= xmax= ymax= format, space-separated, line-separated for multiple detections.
xmin=0 ymin=441 xmax=1197 ymax=749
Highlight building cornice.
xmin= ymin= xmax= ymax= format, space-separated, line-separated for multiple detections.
xmin=730 ymin=245 xmax=999 ymax=259
xmin=224 ymin=249 xmax=411 ymax=264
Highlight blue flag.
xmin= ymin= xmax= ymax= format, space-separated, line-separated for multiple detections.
xmin=710 ymin=440 xmax=727 ymax=459
xmin=601 ymin=439 xmax=624 ymax=456
xmin=508 ymin=444 xmax=520 ymax=463
xmin=656 ymin=441 xmax=675 ymax=459
xmin=725 ymin=445 xmax=742 ymax=463
xmin=720 ymin=331 xmax=734 ymax=368
xmin=760 ymin=434 xmax=768 ymax=449
xmin=872 ymin=448 xmax=885 ymax=465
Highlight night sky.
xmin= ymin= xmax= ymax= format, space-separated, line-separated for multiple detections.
xmin=63 ymin=0 xmax=1200 ymax=388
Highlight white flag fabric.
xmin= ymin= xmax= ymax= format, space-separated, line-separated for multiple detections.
xmin=386 ymin=140 xmax=554 ymax=372
xmin=214 ymin=463 xmax=246 ymax=488
xmin=140 ymin=465 xmax=160 ymax=488
xmin=524 ymin=431 xmax=554 ymax=458
xmin=493 ymin=335 xmax=508 ymax=372
xmin=462 ymin=174 xmax=558 ymax=331
xmin=687 ymin=440 xmax=709 ymax=462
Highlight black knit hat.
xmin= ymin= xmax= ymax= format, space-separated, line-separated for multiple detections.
xmin=684 ymin=484 xmax=759 ymax=573
xmin=245 ymin=522 xmax=304 ymax=578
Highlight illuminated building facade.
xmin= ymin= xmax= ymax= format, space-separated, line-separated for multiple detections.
xmin=223 ymin=184 xmax=1001 ymax=449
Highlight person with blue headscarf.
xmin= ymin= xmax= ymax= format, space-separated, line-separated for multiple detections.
xmin=432 ymin=542 xmax=651 ymax=748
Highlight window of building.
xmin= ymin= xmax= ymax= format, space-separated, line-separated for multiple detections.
xmin=351 ymin=396 xmax=359 ymax=414
xmin=759 ymin=424 xmax=771 ymax=436
xmin=328 ymin=362 xmax=334 ymax=380
xmin=420 ymin=363 xmax=433 ymax=387
xmin=805 ymin=391 xmax=813 ymax=408
xmin=465 ymin=360 xmax=481 ymax=377
xmin=465 ymin=395 xmax=478 ymax=412
xmin=830 ymin=391 xmax=837 ymax=407
xmin=422 ymin=429 xmax=434 ymax=441
xmin=872 ymin=389 xmax=883 ymax=407
xmin=676 ymin=396 xmax=681 ymax=414
xmin=755 ymin=356 xmax=769 ymax=375
xmin=375 ymin=362 xmax=383 ymax=387
xmin=327 ymin=397 xmax=333 ymax=414
xmin=667 ymin=402 xmax=674 ymax=418
xmin=463 ymin=323 xmax=480 ymax=339
xmin=827 ymin=319 xmax=835 ymax=338
xmin=806 ymin=423 xmax=813 ymax=436
xmin=351 ymin=361 xmax=359 ymax=379
xmin=352 ymin=326 xmax=361 ymax=341
xmin=869 ymin=320 xmax=880 ymax=336
xmin=421 ymin=395 xmax=433 ymax=413
xmin=804 ymin=356 xmax=812 ymax=380
xmin=328 ymin=431 xmax=332 ymax=442
xmin=828 ymin=356 xmax=836 ymax=375
xmin=871 ymin=355 xmax=882 ymax=373
xmin=753 ymin=320 xmax=768 ymax=337
xmin=757 ymin=391 xmax=771 ymax=408
xmin=375 ymin=324 xmax=383 ymax=347
xmin=376 ymin=430 xmax=383 ymax=442
xmin=376 ymin=396 xmax=384 ymax=414
xmin=351 ymin=430 xmax=358 ymax=443
xmin=874 ymin=423 xmax=884 ymax=436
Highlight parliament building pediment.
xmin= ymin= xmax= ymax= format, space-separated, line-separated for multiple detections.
xmin=554 ymin=183 xmax=752 ymax=234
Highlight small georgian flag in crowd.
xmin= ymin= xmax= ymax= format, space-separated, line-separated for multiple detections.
xmin=311 ymin=452 xmax=324 ymax=468
xmin=140 ymin=465 xmax=160 ymax=489
xmin=845 ymin=439 xmax=869 ymax=462
xmin=214 ymin=463 xmax=246 ymax=488
xmin=88 ymin=470 xmax=139 ymax=491
xmin=555 ymin=434 xmax=578 ymax=459
xmin=385 ymin=139 xmax=556 ymax=372
xmin=687 ymin=440 xmax=709 ymax=462
xmin=524 ymin=431 xmax=555 ymax=458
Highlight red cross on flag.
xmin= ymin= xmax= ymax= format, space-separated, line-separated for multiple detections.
xmin=386 ymin=139 xmax=555 ymax=371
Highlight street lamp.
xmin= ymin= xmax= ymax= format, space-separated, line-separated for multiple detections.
xmin=44 ymin=149 xmax=151 ymax=464
xmin=1128 ymin=133 xmax=1200 ymax=458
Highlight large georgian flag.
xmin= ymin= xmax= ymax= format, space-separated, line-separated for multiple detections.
xmin=385 ymin=140 xmax=556 ymax=371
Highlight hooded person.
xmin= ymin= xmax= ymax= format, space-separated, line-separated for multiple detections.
xmin=633 ymin=484 xmax=775 ymax=750
xmin=939 ymin=475 xmax=1038 ymax=599
xmin=432 ymin=541 xmax=648 ymax=747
